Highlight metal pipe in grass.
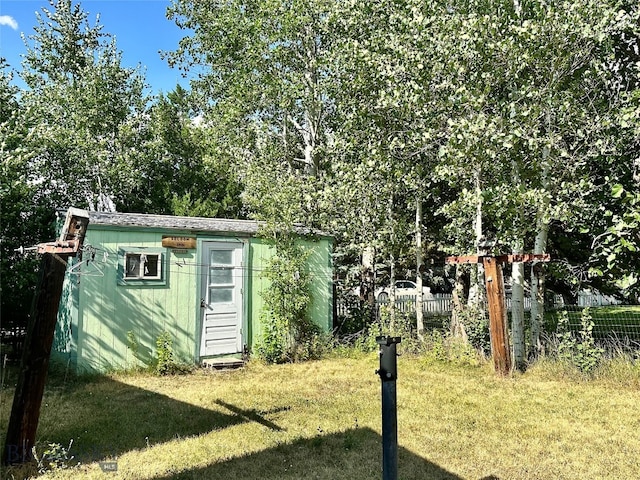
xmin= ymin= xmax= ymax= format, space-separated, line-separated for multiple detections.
xmin=376 ymin=336 xmax=401 ymax=480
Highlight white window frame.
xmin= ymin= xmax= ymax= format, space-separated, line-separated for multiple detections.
xmin=124 ymin=252 xmax=162 ymax=280
xmin=118 ymin=247 xmax=166 ymax=285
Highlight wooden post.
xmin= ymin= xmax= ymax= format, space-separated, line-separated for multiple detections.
xmin=4 ymin=253 xmax=71 ymax=464
xmin=482 ymin=257 xmax=511 ymax=375
xmin=445 ymin=253 xmax=550 ymax=375
xmin=4 ymin=209 xmax=88 ymax=465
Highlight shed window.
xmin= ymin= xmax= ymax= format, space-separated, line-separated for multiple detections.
xmin=118 ymin=248 xmax=166 ymax=285
xmin=124 ymin=253 xmax=161 ymax=280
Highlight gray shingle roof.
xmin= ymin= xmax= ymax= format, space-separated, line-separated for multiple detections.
xmin=88 ymin=211 xmax=261 ymax=235
xmin=87 ymin=211 xmax=331 ymax=237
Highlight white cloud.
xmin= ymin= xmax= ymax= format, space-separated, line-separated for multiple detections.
xmin=0 ymin=15 xmax=18 ymax=30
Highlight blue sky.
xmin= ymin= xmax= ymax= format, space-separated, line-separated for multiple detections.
xmin=0 ymin=0 xmax=191 ymax=95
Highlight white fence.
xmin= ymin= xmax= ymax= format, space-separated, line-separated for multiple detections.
xmin=377 ymin=294 xmax=453 ymax=316
xmin=576 ymin=292 xmax=621 ymax=307
xmin=339 ymin=293 xmax=617 ymax=317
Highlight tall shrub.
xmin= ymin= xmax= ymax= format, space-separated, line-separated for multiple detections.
xmin=256 ymin=237 xmax=321 ymax=363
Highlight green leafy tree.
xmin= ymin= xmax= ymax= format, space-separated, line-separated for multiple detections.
xmin=591 ymin=184 xmax=640 ymax=298
xmin=18 ymin=0 xmax=148 ymax=211
xmin=123 ymin=86 xmax=245 ymax=218
xmin=326 ymin=0 xmax=638 ymax=353
xmin=427 ymin=0 xmax=639 ymax=364
xmin=167 ymin=0 xmax=337 ymax=356
xmin=255 ymin=235 xmax=321 ymax=363
xmin=167 ymin=0 xmax=333 ymax=225
xmin=1 ymin=0 xmax=151 ymax=330
xmin=0 ymin=58 xmax=50 ymax=327
xmin=327 ymin=0 xmax=451 ymax=314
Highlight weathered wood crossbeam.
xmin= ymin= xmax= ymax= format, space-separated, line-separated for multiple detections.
xmin=35 ymin=240 xmax=80 ymax=255
xmin=444 ymin=252 xmax=551 ymax=375
xmin=445 ymin=254 xmax=551 ymax=265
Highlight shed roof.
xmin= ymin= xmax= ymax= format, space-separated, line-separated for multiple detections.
xmin=86 ymin=211 xmax=330 ymax=237
xmin=88 ymin=211 xmax=260 ymax=234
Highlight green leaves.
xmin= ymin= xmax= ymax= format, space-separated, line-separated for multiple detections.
xmin=168 ymin=0 xmax=333 ymax=232
xmin=611 ymin=183 xmax=625 ymax=199
xmin=17 ymin=0 xmax=148 ymax=211
xmin=590 ymin=183 xmax=640 ymax=296
xmin=256 ymin=239 xmax=321 ymax=363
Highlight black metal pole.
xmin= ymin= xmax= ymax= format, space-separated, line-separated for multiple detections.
xmin=376 ymin=336 xmax=401 ymax=480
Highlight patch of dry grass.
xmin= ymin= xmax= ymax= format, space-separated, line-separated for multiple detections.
xmin=1 ymin=354 xmax=639 ymax=479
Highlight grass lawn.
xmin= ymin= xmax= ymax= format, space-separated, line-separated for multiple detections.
xmin=545 ymin=305 xmax=640 ymax=342
xmin=1 ymin=354 xmax=640 ymax=479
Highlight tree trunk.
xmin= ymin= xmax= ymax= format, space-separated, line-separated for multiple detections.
xmin=511 ymin=253 xmax=526 ymax=371
xmin=530 ymin=221 xmax=549 ymax=356
xmin=389 ymin=254 xmax=396 ymax=329
xmin=415 ymin=199 xmax=424 ymax=339
xmin=450 ymin=264 xmax=469 ymax=341
xmin=289 ymin=27 xmax=322 ymax=177
xmin=510 ymin=160 xmax=526 ymax=371
xmin=361 ymin=246 xmax=376 ymax=325
xmin=387 ymin=193 xmax=397 ymax=329
xmin=530 ymin=146 xmax=551 ymax=357
xmin=469 ymin=170 xmax=486 ymax=309
xmin=303 ymin=25 xmax=321 ymax=176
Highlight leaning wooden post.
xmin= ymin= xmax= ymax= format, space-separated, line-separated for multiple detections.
xmin=4 ymin=208 xmax=89 ymax=465
xmin=445 ymin=253 xmax=550 ymax=376
xmin=482 ymin=257 xmax=511 ymax=375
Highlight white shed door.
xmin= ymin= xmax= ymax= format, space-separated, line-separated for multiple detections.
xmin=200 ymin=242 xmax=244 ymax=357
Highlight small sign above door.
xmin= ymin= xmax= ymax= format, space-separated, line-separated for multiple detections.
xmin=162 ymin=236 xmax=196 ymax=249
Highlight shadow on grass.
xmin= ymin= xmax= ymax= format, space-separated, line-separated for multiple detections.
xmin=0 ymin=374 xmax=500 ymax=480
xmin=148 ymin=427 xmax=463 ymax=480
xmin=0 ymin=374 xmax=284 ymax=465
xmin=214 ymin=399 xmax=288 ymax=432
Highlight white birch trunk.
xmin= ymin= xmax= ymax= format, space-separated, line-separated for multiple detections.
xmin=530 ymin=146 xmax=551 ymax=356
xmin=470 ymin=170 xmax=486 ymax=309
xmin=388 ymin=193 xmax=396 ymax=328
xmin=389 ymin=254 xmax=396 ymax=329
xmin=511 ymin=251 xmax=526 ymax=371
xmin=530 ymin=220 xmax=549 ymax=355
xmin=450 ymin=265 xmax=469 ymax=341
xmin=290 ymin=26 xmax=322 ymax=177
xmin=361 ymin=245 xmax=375 ymax=302
xmin=510 ymin=159 xmax=526 ymax=370
xmin=415 ymin=199 xmax=424 ymax=338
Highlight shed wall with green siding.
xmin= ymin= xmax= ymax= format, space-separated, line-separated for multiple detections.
xmin=53 ymin=212 xmax=333 ymax=373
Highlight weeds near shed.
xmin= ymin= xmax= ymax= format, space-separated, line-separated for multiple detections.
xmin=32 ymin=440 xmax=77 ymax=473
xmin=155 ymin=331 xmax=174 ymax=375
xmin=154 ymin=332 xmax=193 ymax=375
xmin=422 ymin=330 xmax=482 ymax=367
xmin=344 ymin=309 xmax=483 ymax=367
xmin=556 ymin=308 xmax=604 ymax=375
xmin=451 ymin=306 xmax=490 ymax=355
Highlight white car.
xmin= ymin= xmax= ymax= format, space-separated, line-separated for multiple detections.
xmin=376 ymin=280 xmax=432 ymax=302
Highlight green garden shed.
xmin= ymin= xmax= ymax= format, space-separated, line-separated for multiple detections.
xmin=53 ymin=212 xmax=333 ymax=373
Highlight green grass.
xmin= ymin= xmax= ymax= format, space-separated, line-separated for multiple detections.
xmin=545 ymin=305 xmax=640 ymax=342
xmin=1 ymin=353 xmax=640 ymax=480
